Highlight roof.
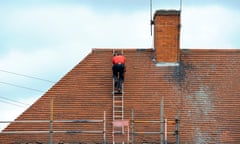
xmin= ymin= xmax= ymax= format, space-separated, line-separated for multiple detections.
xmin=1 ymin=48 xmax=240 ymax=143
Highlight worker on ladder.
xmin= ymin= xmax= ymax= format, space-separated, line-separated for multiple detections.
xmin=112 ymin=52 xmax=126 ymax=92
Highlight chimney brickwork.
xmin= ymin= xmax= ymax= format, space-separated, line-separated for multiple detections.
xmin=154 ymin=10 xmax=180 ymax=63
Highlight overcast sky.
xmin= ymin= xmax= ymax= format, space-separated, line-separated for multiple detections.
xmin=0 ymin=0 xmax=240 ymax=130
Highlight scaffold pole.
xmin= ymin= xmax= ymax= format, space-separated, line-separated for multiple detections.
xmin=103 ymin=111 xmax=106 ymax=144
xmin=160 ymin=97 xmax=164 ymax=144
xmin=131 ymin=109 xmax=134 ymax=144
xmin=50 ymin=97 xmax=53 ymax=144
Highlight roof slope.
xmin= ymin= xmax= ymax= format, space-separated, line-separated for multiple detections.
xmin=1 ymin=48 xmax=240 ymax=143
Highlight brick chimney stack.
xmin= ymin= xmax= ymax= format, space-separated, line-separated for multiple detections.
xmin=154 ymin=10 xmax=181 ymax=63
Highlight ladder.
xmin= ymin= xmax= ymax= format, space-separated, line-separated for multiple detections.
xmin=112 ymin=49 xmax=129 ymax=144
xmin=112 ymin=49 xmax=124 ymax=121
xmin=112 ymin=80 xmax=124 ymax=121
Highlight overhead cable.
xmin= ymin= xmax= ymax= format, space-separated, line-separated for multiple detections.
xmin=0 ymin=81 xmax=45 ymax=93
xmin=0 ymin=69 xmax=56 ymax=83
xmin=0 ymin=96 xmax=29 ymax=106
xmin=0 ymin=96 xmax=44 ymax=113
xmin=0 ymin=99 xmax=26 ymax=108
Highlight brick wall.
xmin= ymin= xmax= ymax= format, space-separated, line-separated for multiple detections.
xmin=154 ymin=10 xmax=180 ymax=63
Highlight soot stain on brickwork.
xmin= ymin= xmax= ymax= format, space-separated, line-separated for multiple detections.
xmin=170 ymin=61 xmax=193 ymax=86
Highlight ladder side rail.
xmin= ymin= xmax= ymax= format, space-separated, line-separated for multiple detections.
xmin=113 ymin=78 xmax=115 ymax=120
xmin=122 ymin=84 xmax=124 ymax=120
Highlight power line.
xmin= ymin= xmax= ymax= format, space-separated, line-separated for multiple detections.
xmin=0 ymin=69 xmax=56 ymax=83
xmin=0 ymin=96 xmax=46 ymax=113
xmin=0 ymin=99 xmax=26 ymax=108
xmin=0 ymin=96 xmax=29 ymax=106
xmin=0 ymin=70 xmax=51 ymax=110
xmin=0 ymin=81 xmax=45 ymax=93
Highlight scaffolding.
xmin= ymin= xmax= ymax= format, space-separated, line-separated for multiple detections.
xmin=130 ymin=97 xmax=180 ymax=144
xmin=1 ymin=97 xmax=180 ymax=144
xmin=0 ymin=98 xmax=107 ymax=144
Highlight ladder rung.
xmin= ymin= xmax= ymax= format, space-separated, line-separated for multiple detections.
xmin=114 ymin=106 xmax=123 ymax=108
xmin=113 ymin=91 xmax=124 ymax=94
xmin=114 ymin=96 xmax=123 ymax=98
xmin=114 ymin=113 xmax=122 ymax=115
xmin=113 ymin=131 xmax=123 ymax=134
xmin=114 ymin=109 xmax=122 ymax=111
xmin=114 ymin=115 xmax=123 ymax=118
xmin=114 ymin=105 xmax=122 ymax=107
xmin=114 ymin=106 xmax=122 ymax=108
xmin=114 ymin=100 xmax=122 ymax=103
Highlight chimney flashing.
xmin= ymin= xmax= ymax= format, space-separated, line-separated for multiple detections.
xmin=155 ymin=62 xmax=179 ymax=67
xmin=152 ymin=58 xmax=179 ymax=67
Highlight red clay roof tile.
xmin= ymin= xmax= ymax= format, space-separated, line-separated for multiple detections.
xmin=1 ymin=48 xmax=240 ymax=143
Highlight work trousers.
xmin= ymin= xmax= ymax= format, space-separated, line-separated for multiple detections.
xmin=112 ymin=64 xmax=125 ymax=90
